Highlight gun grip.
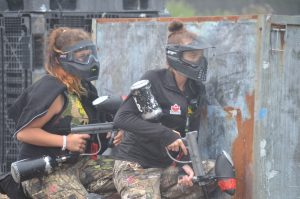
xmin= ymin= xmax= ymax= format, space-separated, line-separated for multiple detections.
xmin=90 ymin=143 xmax=99 ymax=160
xmin=108 ymin=131 xmax=116 ymax=148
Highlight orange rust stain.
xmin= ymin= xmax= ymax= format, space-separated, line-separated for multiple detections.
xmin=96 ymin=15 xmax=258 ymax=24
xmin=224 ymin=94 xmax=254 ymax=199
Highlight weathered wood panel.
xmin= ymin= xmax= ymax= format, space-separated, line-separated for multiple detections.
xmin=253 ymin=15 xmax=300 ymax=199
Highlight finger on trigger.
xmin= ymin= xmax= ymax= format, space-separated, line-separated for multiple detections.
xmin=82 ymin=134 xmax=90 ymax=139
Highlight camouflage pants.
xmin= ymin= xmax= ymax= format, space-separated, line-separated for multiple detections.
xmin=22 ymin=156 xmax=117 ymax=199
xmin=113 ymin=160 xmax=215 ymax=199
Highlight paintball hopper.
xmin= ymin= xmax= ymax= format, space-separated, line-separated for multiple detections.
xmin=130 ymin=80 xmax=162 ymax=121
xmin=93 ymin=95 xmax=125 ymax=157
xmin=93 ymin=95 xmax=124 ymax=115
xmin=215 ymin=150 xmax=236 ymax=196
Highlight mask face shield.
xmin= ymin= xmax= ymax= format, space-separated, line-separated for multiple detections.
xmin=58 ymin=40 xmax=100 ymax=81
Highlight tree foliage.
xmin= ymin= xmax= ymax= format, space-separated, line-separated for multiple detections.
xmin=166 ymin=0 xmax=197 ymax=17
xmin=166 ymin=0 xmax=300 ymax=16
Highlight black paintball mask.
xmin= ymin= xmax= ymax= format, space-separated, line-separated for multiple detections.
xmin=57 ymin=40 xmax=100 ymax=81
xmin=166 ymin=39 xmax=212 ymax=82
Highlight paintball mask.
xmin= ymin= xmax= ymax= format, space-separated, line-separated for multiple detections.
xmin=58 ymin=40 xmax=100 ymax=81
xmin=166 ymin=39 xmax=213 ymax=82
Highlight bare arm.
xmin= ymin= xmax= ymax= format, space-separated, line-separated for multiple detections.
xmin=16 ymin=94 xmax=65 ymax=147
xmin=16 ymin=94 xmax=90 ymax=152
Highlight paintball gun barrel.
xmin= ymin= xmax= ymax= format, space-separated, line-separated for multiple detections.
xmin=185 ymin=131 xmax=206 ymax=183
xmin=70 ymin=122 xmax=115 ymax=134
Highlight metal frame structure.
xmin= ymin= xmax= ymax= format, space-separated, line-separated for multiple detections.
xmin=0 ymin=0 xmax=167 ymax=174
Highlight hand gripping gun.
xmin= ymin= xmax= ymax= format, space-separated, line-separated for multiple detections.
xmin=166 ymin=131 xmax=236 ymax=197
xmin=11 ymin=121 xmax=116 ymax=183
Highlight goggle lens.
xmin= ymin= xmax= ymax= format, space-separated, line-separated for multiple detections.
xmin=181 ymin=49 xmax=204 ymax=66
xmin=71 ymin=46 xmax=98 ymax=64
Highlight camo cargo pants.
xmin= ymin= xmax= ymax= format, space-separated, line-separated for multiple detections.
xmin=113 ymin=160 xmax=215 ymax=199
xmin=22 ymin=156 xmax=118 ymax=199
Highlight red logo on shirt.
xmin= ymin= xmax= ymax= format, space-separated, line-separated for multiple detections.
xmin=170 ymin=104 xmax=181 ymax=115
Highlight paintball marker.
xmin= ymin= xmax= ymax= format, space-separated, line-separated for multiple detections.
xmin=187 ymin=131 xmax=236 ymax=196
xmin=11 ymin=121 xmax=117 ymax=183
xmin=11 ymin=95 xmax=124 ymax=184
xmin=166 ymin=131 xmax=236 ymax=197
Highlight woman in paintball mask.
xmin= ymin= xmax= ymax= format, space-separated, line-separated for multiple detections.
xmin=7 ymin=27 xmax=122 ymax=199
xmin=112 ymin=21 xmax=215 ymax=198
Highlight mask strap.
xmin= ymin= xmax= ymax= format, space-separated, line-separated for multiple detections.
xmin=53 ymin=46 xmax=66 ymax=54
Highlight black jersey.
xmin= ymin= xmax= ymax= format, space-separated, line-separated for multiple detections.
xmin=8 ymin=75 xmax=104 ymax=160
xmin=113 ymin=68 xmax=206 ymax=168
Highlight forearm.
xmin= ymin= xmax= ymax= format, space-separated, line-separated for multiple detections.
xmin=16 ymin=128 xmax=64 ymax=148
xmin=114 ymin=97 xmax=179 ymax=145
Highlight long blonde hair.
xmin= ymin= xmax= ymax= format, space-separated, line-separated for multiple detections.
xmin=45 ymin=27 xmax=92 ymax=96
